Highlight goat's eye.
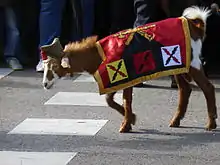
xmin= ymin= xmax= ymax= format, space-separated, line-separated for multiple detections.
xmin=192 ymin=19 xmax=200 ymax=24
xmin=192 ymin=19 xmax=204 ymax=26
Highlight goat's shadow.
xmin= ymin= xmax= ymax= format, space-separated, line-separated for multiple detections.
xmin=131 ymin=126 xmax=220 ymax=134
xmin=134 ymin=83 xmax=220 ymax=92
xmin=105 ymin=127 xmax=220 ymax=152
xmin=1 ymin=126 xmax=220 ymax=153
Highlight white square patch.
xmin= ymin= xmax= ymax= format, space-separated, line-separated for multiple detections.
xmin=161 ymin=45 xmax=182 ymax=67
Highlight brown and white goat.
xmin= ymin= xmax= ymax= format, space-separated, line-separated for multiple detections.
xmin=41 ymin=6 xmax=217 ymax=133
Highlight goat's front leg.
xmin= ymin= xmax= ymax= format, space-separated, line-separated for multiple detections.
xmin=119 ymin=87 xmax=133 ymax=133
xmin=106 ymin=92 xmax=136 ymax=125
xmin=170 ymin=74 xmax=192 ymax=127
xmin=189 ymin=67 xmax=217 ymax=130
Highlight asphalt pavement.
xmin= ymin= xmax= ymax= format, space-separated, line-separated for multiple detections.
xmin=0 ymin=68 xmax=220 ymax=165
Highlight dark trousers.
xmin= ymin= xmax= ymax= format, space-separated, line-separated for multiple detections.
xmin=133 ymin=0 xmax=175 ymax=87
xmin=61 ymin=0 xmax=83 ymax=44
xmin=109 ymin=0 xmax=135 ymax=33
xmin=134 ymin=0 xmax=156 ymax=27
xmin=39 ymin=0 xmax=66 ymax=47
xmin=81 ymin=0 xmax=95 ymax=38
xmin=0 ymin=8 xmax=4 ymax=61
xmin=133 ymin=0 xmax=166 ymax=27
xmin=93 ymin=0 xmax=111 ymax=39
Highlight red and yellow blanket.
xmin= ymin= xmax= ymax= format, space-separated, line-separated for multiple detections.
xmin=93 ymin=17 xmax=191 ymax=95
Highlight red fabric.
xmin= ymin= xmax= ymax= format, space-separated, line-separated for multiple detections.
xmin=99 ymin=29 xmax=131 ymax=62
xmin=98 ymin=29 xmax=132 ymax=86
xmin=133 ymin=50 xmax=156 ymax=74
xmin=97 ymin=17 xmax=189 ymax=89
xmin=145 ymin=18 xmax=187 ymax=65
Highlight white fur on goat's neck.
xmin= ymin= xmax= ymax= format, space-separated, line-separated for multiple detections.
xmin=190 ymin=38 xmax=202 ymax=70
xmin=182 ymin=6 xmax=210 ymax=70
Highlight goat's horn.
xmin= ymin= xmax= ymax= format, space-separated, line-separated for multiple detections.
xmin=40 ymin=38 xmax=64 ymax=58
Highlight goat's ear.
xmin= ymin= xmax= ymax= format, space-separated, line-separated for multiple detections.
xmin=61 ymin=56 xmax=70 ymax=68
xmin=40 ymin=38 xmax=64 ymax=58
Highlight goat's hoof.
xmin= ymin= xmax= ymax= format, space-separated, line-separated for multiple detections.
xmin=119 ymin=122 xmax=132 ymax=133
xmin=169 ymin=119 xmax=180 ymax=128
xmin=131 ymin=113 xmax=136 ymax=125
xmin=206 ymin=121 xmax=217 ymax=131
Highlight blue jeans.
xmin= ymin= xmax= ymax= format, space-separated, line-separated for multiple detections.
xmin=4 ymin=7 xmax=21 ymax=59
xmin=39 ymin=0 xmax=66 ymax=47
xmin=81 ymin=0 xmax=94 ymax=38
xmin=0 ymin=8 xmax=4 ymax=57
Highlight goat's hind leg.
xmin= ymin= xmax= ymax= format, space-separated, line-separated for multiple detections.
xmin=189 ymin=67 xmax=217 ymax=130
xmin=106 ymin=91 xmax=136 ymax=125
xmin=170 ymin=74 xmax=192 ymax=127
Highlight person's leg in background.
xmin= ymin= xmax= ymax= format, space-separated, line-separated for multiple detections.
xmin=4 ymin=7 xmax=23 ymax=70
xmin=133 ymin=0 xmax=157 ymax=28
xmin=0 ymin=7 xmax=5 ymax=63
xmin=81 ymin=0 xmax=95 ymax=38
xmin=16 ymin=0 xmax=40 ymax=67
xmin=109 ymin=0 xmax=135 ymax=34
xmin=133 ymin=0 xmax=162 ymax=87
xmin=36 ymin=0 xmax=66 ymax=72
xmin=69 ymin=0 xmax=83 ymax=41
xmin=93 ymin=0 xmax=111 ymax=40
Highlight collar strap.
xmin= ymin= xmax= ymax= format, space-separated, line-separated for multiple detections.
xmin=41 ymin=50 xmax=48 ymax=60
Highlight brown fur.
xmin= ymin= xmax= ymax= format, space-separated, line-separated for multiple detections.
xmin=188 ymin=19 xmax=205 ymax=40
xmin=63 ymin=36 xmax=101 ymax=75
xmin=64 ymin=36 xmax=98 ymax=53
xmin=46 ymin=20 xmax=217 ymax=133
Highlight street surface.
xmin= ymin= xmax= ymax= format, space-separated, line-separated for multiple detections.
xmin=0 ymin=68 xmax=220 ymax=165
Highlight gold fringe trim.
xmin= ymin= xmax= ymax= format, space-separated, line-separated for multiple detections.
xmin=95 ymin=41 xmax=106 ymax=61
xmin=94 ymin=68 xmax=188 ymax=95
xmin=179 ymin=16 xmax=191 ymax=71
xmin=125 ymin=33 xmax=135 ymax=45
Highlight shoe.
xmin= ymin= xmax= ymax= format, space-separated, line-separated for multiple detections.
xmin=6 ymin=57 xmax=23 ymax=71
xmin=36 ymin=60 xmax=44 ymax=72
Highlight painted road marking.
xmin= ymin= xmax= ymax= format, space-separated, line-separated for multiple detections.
xmin=8 ymin=118 xmax=108 ymax=136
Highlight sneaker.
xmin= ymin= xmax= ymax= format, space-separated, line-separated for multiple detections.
xmin=6 ymin=57 xmax=23 ymax=71
xmin=36 ymin=60 xmax=44 ymax=72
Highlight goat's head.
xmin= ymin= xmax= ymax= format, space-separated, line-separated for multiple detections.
xmin=182 ymin=6 xmax=211 ymax=40
xmin=41 ymin=38 xmax=70 ymax=89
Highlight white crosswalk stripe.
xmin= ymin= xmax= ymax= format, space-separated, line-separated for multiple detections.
xmin=73 ymin=72 xmax=96 ymax=82
xmin=0 ymin=151 xmax=77 ymax=165
xmin=44 ymin=92 xmax=122 ymax=106
xmin=3 ymin=73 xmax=109 ymax=164
xmin=8 ymin=118 xmax=108 ymax=136
xmin=0 ymin=68 xmax=13 ymax=79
